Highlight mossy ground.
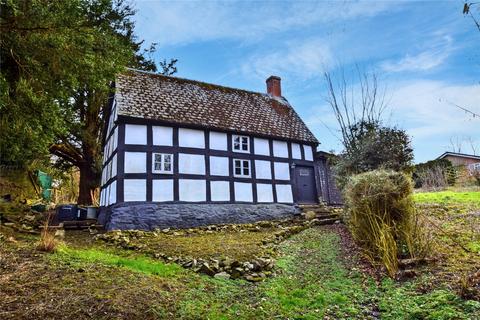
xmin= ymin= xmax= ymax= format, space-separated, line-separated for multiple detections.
xmin=2 ymin=223 xmax=479 ymax=319
xmin=1 ymin=191 xmax=480 ymax=319
xmin=413 ymin=192 xmax=480 ymax=300
xmin=123 ymin=228 xmax=276 ymax=261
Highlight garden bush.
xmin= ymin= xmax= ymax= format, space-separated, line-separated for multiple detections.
xmin=412 ymin=159 xmax=456 ymax=189
xmin=344 ymin=170 xmax=424 ymax=277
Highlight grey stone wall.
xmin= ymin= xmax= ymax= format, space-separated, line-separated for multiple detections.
xmin=98 ymin=203 xmax=300 ymax=231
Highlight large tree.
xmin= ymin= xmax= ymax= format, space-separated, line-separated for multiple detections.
xmin=1 ymin=0 xmax=176 ymax=204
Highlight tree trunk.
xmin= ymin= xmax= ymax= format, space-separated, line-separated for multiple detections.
xmin=77 ymin=162 xmax=96 ymax=205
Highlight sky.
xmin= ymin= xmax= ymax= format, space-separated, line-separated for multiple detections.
xmin=133 ymin=0 xmax=480 ymax=163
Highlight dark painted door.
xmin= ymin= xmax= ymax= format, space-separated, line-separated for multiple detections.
xmin=294 ymin=166 xmax=317 ymax=204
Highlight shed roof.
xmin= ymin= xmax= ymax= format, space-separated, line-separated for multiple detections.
xmin=115 ymin=69 xmax=318 ymax=144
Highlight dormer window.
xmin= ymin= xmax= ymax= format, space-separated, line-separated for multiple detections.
xmin=233 ymin=135 xmax=249 ymax=153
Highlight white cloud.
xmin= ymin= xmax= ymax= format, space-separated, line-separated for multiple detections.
xmin=241 ymin=38 xmax=333 ymax=80
xmin=388 ymin=80 xmax=480 ymax=161
xmin=380 ymin=34 xmax=455 ymax=72
xmin=302 ymin=79 xmax=480 ymax=161
xmin=134 ymin=1 xmax=395 ymax=46
xmin=389 ymin=80 xmax=480 ymax=136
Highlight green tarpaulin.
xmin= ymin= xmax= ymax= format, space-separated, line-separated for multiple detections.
xmin=36 ymin=170 xmax=52 ymax=201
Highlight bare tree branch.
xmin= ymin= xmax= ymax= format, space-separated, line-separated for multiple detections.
xmin=323 ymin=67 xmax=388 ymax=152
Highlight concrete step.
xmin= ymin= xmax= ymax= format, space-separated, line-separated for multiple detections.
xmin=315 ymin=213 xmax=339 ymax=220
xmin=313 ymin=218 xmax=340 ymax=226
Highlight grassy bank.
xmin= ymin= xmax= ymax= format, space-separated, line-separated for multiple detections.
xmin=414 ymin=190 xmax=480 ymax=206
xmin=2 ymin=224 xmax=479 ymax=319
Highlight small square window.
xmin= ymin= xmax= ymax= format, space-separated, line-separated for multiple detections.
xmin=234 ymin=159 xmax=250 ymax=177
xmin=233 ymin=135 xmax=250 ymax=153
xmin=152 ymin=153 xmax=174 ymax=174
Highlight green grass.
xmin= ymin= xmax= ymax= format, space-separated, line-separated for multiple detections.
xmin=175 ymin=228 xmax=376 ymax=319
xmin=174 ymin=227 xmax=480 ymax=319
xmin=54 ymin=245 xmax=183 ymax=277
xmin=379 ymin=278 xmax=480 ymax=320
xmin=4 ymin=224 xmax=480 ymax=319
xmin=413 ymin=191 xmax=480 ymax=206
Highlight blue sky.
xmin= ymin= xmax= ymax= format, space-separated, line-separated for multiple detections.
xmin=134 ymin=0 xmax=480 ymax=163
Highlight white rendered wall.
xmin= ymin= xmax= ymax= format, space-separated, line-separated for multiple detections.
xmin=179 ymin=153 xmax=205 ymax=175
xmin=273 ymin=140 xmax=288 ymax=158
xmin=210 ymin=156 xmax=229 ymax=176
xmin=304 ymin=145 xmax=313 ymax=161
xmin=209 ymin=131 xmax=228 ymax=151
xmin=125 ymin=124 xmax=147 ymax=145
xmin=234 ymin=182 xmax=253 ymax=202
xmin=113 ymin=127 xmax=118 ymax=151
xmin=109 ymin=180 xmax=117 ymax=205
xmin=179 ymin=179 xmax=206 ymax=202
xmin=276 ymin=184 xmax=293 ymax=203
xmin=274 ymin=162 xmax=290 ymax=180
xmin=124 ymin=152 xmax=146 ymax=173
xmin=291 ymin=143 xmax=301 ymax=159
xmin=111 ymin=154 xmax=117 ymax=178
xmin=254 ymin=138 xmax=270 ymax=156
xmin=255 ymin=160 xmax=272 ymax=179
xmin=210 ymin=181 xmax=230 ymax=201
xmin=124 ymin=179 xmax=146 ymax=202
xmin=256 ymin=183 xmax=274 ymax=203
xmin=152 ymin=179 xmax=174 ymax=202
xmin=105 ymin=185 xmax=110 ymax=206
xmin=153 ymin=126 xmax=173 ymax=146
xmin=179 ymin=128 xmax=205 ymax=149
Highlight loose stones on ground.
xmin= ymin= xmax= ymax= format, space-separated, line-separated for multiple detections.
xmin=95 ymin=215 xmax=342 ymax=281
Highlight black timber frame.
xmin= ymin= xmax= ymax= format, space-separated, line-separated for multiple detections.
xmin=101 ymin=115 xmax=320 ymax=205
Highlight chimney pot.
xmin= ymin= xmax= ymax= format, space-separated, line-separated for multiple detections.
xmin=266 ymin=76 xmax=281 ymax=97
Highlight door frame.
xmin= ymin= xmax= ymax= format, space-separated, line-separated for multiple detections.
xmin=292 ymin=164 xmax=318 ymax=204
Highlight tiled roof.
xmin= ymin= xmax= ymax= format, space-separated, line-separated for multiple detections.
xmin=115 ymin=69 xmax=319 ymax=144
xmin=437 ymin=152 xmax=480 ymax=160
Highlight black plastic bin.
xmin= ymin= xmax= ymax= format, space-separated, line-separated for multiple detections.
xmin=56 ymin=205 xmax=77 ymax=222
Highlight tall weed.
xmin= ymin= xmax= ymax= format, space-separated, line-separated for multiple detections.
xmin=344 ymin=170 xmax=427 ymax=276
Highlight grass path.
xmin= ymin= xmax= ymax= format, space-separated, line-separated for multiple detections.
xmin=157 ymin=226 xmax=480 ymax=319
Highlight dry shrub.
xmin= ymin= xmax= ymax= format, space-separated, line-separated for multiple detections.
xmin=37 ymin=214 xmax=58 ymax=252
xmin=344 ymin=170 xmax=427 ymax=277
xmin=416 ymin=166 xmax=450 ymax=190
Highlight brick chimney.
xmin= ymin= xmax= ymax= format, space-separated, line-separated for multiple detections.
xmin=266 ymin=76 xmax=281 ymax=97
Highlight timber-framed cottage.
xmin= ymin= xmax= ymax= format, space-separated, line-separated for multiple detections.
xmin=98 ymin=69 xmax=335 ymax=230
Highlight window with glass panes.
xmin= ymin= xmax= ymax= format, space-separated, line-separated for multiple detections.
xmin=232 ymin=135 xmax=249 ymax=152
xmin=152 ymin=153 xmax=173 ymax=173
xmin=233 ymin=159 xmax=250 ymax=177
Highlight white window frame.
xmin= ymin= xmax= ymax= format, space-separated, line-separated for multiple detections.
xmin=469 ymin=162 xmax=480 ymax=172
xmin=152 ymin=153 xmax=174 ymax=174
xmin=232 ymin=135 xmax=250 ymax=153
xmin=233 ymin=159 xmax=251 ymax=177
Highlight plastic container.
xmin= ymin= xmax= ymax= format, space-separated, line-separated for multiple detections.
xmin=86 ymin=206 xmax=98 ymax=219
xmin=56 ymin=205 xmax=77 ymax=222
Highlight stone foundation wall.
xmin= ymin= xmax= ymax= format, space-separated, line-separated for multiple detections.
xmin=98 ymin=202 xmax=300 ymax=231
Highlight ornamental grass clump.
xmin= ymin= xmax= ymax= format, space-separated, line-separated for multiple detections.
xmin=344 ymin=170 xmax=421 ymax=277
xmin=37 ymin=214 xmax=58 ymax=253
